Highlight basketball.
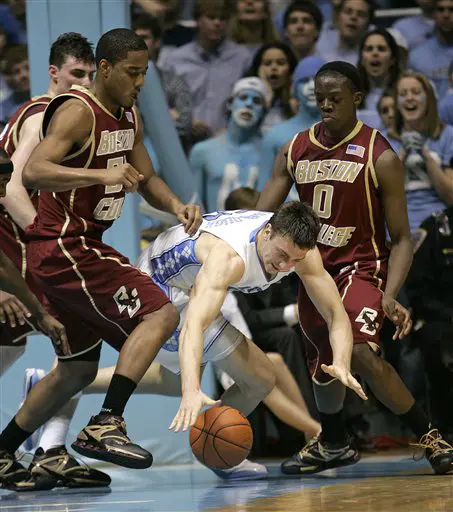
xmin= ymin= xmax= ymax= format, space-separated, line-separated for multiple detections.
xmin=189 ymin=406 xmax=253 ymax=469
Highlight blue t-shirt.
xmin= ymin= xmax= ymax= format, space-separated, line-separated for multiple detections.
xmin=385 ymin=126 xmax=453 ymax=232
xmin=189 ymin=133 xmax=262 ymax=212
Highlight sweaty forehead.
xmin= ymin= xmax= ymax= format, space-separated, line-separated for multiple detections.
xmin=119 ymin=50 xmax=149 ymax=68
xmin=61 ymin=56 xmax=94 ymax=70
xmin=315 ymin=74 xmax=348 ymax=94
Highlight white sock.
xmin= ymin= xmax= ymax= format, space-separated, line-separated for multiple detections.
xmin=38 ymin=392 xmax=81 ymax=452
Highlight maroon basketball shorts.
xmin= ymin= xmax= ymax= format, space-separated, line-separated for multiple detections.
xmin=298 ymin=260 xmax=388 ymax=384
xmin=0 ymin=214 xmax=40 ymax=346
xmin=27 ymin=235 xmax=170 ymax=359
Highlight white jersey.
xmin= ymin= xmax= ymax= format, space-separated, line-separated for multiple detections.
xmin=138 ymin=210 xmax=293 ymax=295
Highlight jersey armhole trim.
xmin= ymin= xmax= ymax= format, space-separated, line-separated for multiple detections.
xmin=368 ymin=129 xmax=379 ymax=189
xmin=286 ymin=134 xmax=298 ymax=178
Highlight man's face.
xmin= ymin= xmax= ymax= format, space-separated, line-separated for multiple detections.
xmin=51 ymin=56 xmax=95 ymax=95
xmin=296 ymin=77 xmax=317 ymax=112
xmin=231 ymin=89 xmax=265 ymax=128
xmin=10 ymin=58 xmax=29 ymax=92
xmin=135 ymin=28 xmax=160 ymax=61
xmin=315 ymin=74 xmax=362 ymax=132
xmin=338 ymin=0 xmax=370 ymax=44
xmin=284 ymin=10 xmax=319 ymax=53
xmin=102 ymin=50 xmax=149 ymax=109
xmin=259 ymin=227 xmax=309 ymax=275
xmin=197 ymin=12 xmax=229 ymax=43
xmin=434 ymin=0 xmax=453 ymax=33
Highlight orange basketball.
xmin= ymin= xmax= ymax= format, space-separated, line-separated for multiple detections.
xmin=190 ymin=406 xmax=253 ymax=469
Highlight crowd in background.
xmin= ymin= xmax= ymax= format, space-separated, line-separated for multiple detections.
xmin=1 ymin=0 xmax=453 ymax=455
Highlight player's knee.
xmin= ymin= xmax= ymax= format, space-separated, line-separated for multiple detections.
xmin=54 ymin=361 xmax=98 ymax=391
xmin=144 ymin=302 xmax=179 ymax=338
xmin=248 ymin=356 xmax=277 ymax=400
xmin=267 ymin=352 xmax=284 ymax=372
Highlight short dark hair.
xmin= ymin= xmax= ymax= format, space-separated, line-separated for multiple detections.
xmin=95 ymin=28 xmax=148 ymax=67
xmin=49 ymin=32 xmax=94 ymax=68
xmin=132 ymin=14 xmax=163 ymax=41
xmin=3 ymin=45 xmax=28 ymax=74
xmin=225 ymin=187 xmax=260 ymax=210
xmin=269 ymin=201 xmax=320 ymax=249
xmin=193 ymin=0 xmax=234 ymax=21
xmin=284 ymin=1 xmax=324 ymax=31
xmin=316 ymin=61 xmax=363 ymax=93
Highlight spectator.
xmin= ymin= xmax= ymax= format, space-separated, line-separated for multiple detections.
xmin=408 ymin=0 xmax=453 ymax=100
xmin=0 ymin=0 xmax=26 ymax=45
xmin=386 ymin=71 xmax=453 ymax=233
xmin=0 ymin=45 xmax=29 ymax=122
xmin=164 ymin=0 xmax=251 ymax=142
xmin=357 ymin=28 xmax=401 ymax=128
xmin=246 ymin=42 xmax=297 ymax=133
xmin=392 ymin=0 xmax=435 ymax=51
xmin=189 ymin=77 xmax=267 ymax=212
xmin=229 ymin=0 xmax=280 ymax=54
xmin=259 ymin=55 xmax=324 ymax=192
xmin=439 ymin=60 xmax=453 ymax=124
xmin=281 ymin=1 xmax=323 ymax=61
xmin=406 ymin=207 xmax=453 ymax=439
xmin=377 ymin=89 xmax=395 ymax=130
xmin=317 ymin=0 xmax=374 ymax=65
xmin=132 ymin=0 xmax=195 ymax=66
xmin=132 ymin=14 xmax=193 ymax=151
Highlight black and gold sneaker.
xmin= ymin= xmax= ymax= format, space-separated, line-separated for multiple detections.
xmin=0 ymin=449 xmax=56 ymax=492
xmin=71 ymin=413 xmax=153 ymax=469
xmin=29 ymin=446 xmax=111 ymax=488
xmin=281 ymin=435 xmax=360 ymax=475
xmin=415 ymin=428 xmax=453 ymax=475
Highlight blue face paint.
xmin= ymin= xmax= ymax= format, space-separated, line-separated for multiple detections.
xmin=231 ymin=89 xmax=265 ymax=128
xmin=296 ymin=78 xmax=317 ymax=114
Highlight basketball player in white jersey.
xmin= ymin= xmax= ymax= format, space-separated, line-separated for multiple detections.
xmin=26 ymin=202 xmax=366 ymax=481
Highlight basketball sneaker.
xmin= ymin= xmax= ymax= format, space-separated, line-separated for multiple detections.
xmin=211 ymin=459 xmax=268 ymax=480
xmin=19 ymin=368 xmax=46 ymax=453
xmin=0 ymin=449 xmax=56 ymax=492
xmin=29 ymin=446 xmax=111 ymax=488
xmin=71 ymin=413 xmax=153 ymax=469
xmin=415 ymin=428 xmax=453 ymax=474
xmin=281 ymin=435 xmax=359 ymax=475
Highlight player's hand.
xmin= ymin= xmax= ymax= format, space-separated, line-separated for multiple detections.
xmin=0 ymin=292 xmax=31 ymax=328
xmin=36 ymin=312 xmax=71 ymax=357
xmin=382 ymin=295 xmax=412 ymax=340
xmin=169 ymin=390 xmax=221 ymax=433
xmin=102 ymin=163 xmax=144 ymax=193
xmin=321 ymin=363 xmax=368 ymax=401
xmin=176 ymin=204 xmax=202 ymax=236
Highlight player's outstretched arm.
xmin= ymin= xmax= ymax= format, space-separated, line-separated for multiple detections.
xmin=0 ymin=115 xmax=41 ymax=229
xmin=169 ymin=242 xmax=245 ymax=432
xmin=376 ymin=149 xmax=413 ymax=339
xmin=23 ymin=99 xmax=143 ymax=193
xmin=255 ymin=141 xmax=293 ymax=212
xmin=130 ymin=110 xmax=202 ymax=235
xmin=295 ymin=249 xmax=367 ymax=400
xmin=0 ymin=250 xmax=69 ymax=354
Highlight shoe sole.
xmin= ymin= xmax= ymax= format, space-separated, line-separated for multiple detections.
xmin=281 ymin=453 xmax=360 ymax=475
xmin=71 ymin=441 xmax=153 ymax=470
xmin=31 ymin=465 xmax=111 ymax=488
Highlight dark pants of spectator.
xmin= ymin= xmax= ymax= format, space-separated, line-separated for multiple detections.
xmin=414 ymin=321 xmax=453 ymax=434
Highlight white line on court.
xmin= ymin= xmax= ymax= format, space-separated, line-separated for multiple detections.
xmin=0 ymin=500 xmax=154 ymax=509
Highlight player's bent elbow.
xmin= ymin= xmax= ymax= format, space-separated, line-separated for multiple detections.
xmin=22 ymin=161 xmax=38 ymax=188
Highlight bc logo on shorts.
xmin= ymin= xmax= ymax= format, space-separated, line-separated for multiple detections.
xmin=113 ymin=285 xmax=141 ymax=318
xmin=355 ymin=307 xmax=379 ymax=336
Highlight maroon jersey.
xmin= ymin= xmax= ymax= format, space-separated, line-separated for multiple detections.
xmin=26 ymin=86 xmax=137 ymax=241
xmin=288 ymin=121 xmax=392 ymax=273
xmin=0 ymin=95 xmax=50 ymax=274
xmin=0 ymin=95 xmax=51 ymax=157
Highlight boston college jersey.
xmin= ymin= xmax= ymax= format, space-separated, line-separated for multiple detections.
xmin=27 ymin=86 xmax=137 ymax=240
xmin=138 ymin=210 xmax=292 ymax=295
xmin=288 ymin=121 xmax=391 ymax=273
xmin=0 ymin=95 xmax=51 ymax=157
